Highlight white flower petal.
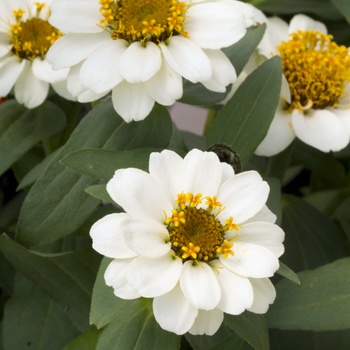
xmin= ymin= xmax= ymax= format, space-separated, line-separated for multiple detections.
xmin=153 ymin=283 xmax=198 ymax=335
xmin=32 ymin=58 xmax=68 ymax=83
xmin=104 ymin=259 xmax=140 ymax=300
xmin=211 ymin=260 xmax=253 ymax=314
xmin=127 ymin=254 xmax=182 ymax=297
xmin=0 ymin=33 xmax=11 ymax=58
xmin=121 ymin=217 xmax=170 ymax=258
xmin=180 ymin=261 xmax=221 ymax=310
xmin=149 ymin=150 xmax=183 ymax=201
xmin=112 ymin=81 xmax=155 ymax=122
xmin=180 ymin=149 xmax=222 ymax=196
xmin=244 ymin=205 xmax=277 ymax=225
xmin=221 ymin=241 xmax=279 ymax=278
xmin=160 ymin=36 xmax=212 ymax=83
xmin=0 ymin=56 xmax=25 ymax=96
xmin=334 ymin=108 xmax=350 ymax=135
xmin=120 ymin=41 xmax=162 ymax=83
xmin=185 ymin=2 xmax=246 ymax=49
xmin=107 ymin=168 xmax=173 ymax=222
xmin=248 ymin=278 xmax=276 ymax=314
xmin=145 ymin=57 xmax=183 ymax=105
xmin=189 ymin=308 xmax=224 ymax=336
xmin=46 ymin=32 xmax=111 ymax=69
xmin=52 ymin=80 xmax=76 ymax=101
xmin=289 ymin=14 xmax=327 ymax=34
xmin=220 ymin=162 xmax=235 ymax=184
xmin=90 ymin=213 xmax=138 ymax=259
xmin=292 ymin=109 xmax=349 ymax=152
xmin=218 ymin=171 xmax=269 ymax=223
xmin=49 ymin=0 xmax=102 ymax=33
xmin=255 ymin=101 xmax=295 ymax=157
xmin=227 ymin=222 xmax=285 ymax=257
xmin=202 ymin=49 xmax=237 ymax=93
xmin=15 ymin=62 xmax=49 ymax=108
xmin=80 ymin=40 xmax=126 ymax=94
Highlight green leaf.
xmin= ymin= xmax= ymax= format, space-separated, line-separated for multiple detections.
xmin=207 ymin=56 xmax=282 ymax=168
xmin=85 ymin=184 xmax=113 ymax=203
xmin=224 ymin=312 xmax=269 ymax=350
xmin=0 ymin=234 xmax=100 ymax=318
xmin=281 ymin=195 xmax=346 ymax=272
xmin=329 ymin=0 xmax=350 ymax=23
xmin=2 ymin=275 xmax=83 ymax=350
xmin=63 ymin=327 xmax=100 ymax=350
xmin=266 ymin=177 xmax=282 ymax=226
xmin=0 ymin=100 xmax=66 ymax=176
xmin=186 ymin=324 xmax=244 ymax=350
xmin=16 ymin=101 xmax=172 ymax=248
xmin=223 ymin=24 xmax=266 ymax=76
xmin=96 ymin=301 xmax=180 ymax=350
xmin=60 ymin=148 xmax=154 ymax=180
xmin=258 ymin=0 xmax=342 ymax=20
xmin=276 ymin=262 xmax=300 ymax=285
xmin=266 ymin=257 xmax=350 ymax=331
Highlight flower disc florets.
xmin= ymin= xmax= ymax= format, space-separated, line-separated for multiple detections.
xmin=99 ymin=0 xmax=188 ymax=43
xmin=90 ymin=149 xmax=285 ymax=336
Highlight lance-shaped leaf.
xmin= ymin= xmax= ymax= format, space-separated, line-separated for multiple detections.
xmin=0 ymin=100 xmax=66 ymax=176
xmin=207 ymin=56 xmax=282 ymax=168
xmin=267 ymin=257 xmax=350 ymax=331
xmin=16 ymin=101 xmax=172 ymax=247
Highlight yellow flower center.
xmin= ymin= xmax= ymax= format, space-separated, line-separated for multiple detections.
xmin=99 ymin=0 xmax=189 ymax=44
xmin=9 ymin=4 xmax=62 ymax=61
xmin=165 ymin=192 xmax=239 ymax=262
xmin=277 ymin=30 xmax=350 ymax=111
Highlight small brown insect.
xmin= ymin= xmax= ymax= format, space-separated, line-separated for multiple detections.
xmin=207 ymin=144 xmax=241 ymax=174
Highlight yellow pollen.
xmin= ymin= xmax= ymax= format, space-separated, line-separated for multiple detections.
xmin=175 ymin=193 xmax=187 ymax=209
xmin=224 ymin=216 xmax=240 ymax=231
xmin=181 ymin=242 xmax=200 ymax=259
xmin=9 ymin=7 xmax=62 ymax=61
xmin=186 ymin=192 xmax=203 ymax=207
xmin=98 ymin=0 xmax=189 ymax=44
xmin=165 ymin=209 xmax=186 ymax=227
xmin=217 ymin=240 xmax=234 ymax=259
xmin=277 ymin=30 xmax=350 ymax=111
xmin=205 ymin=196 xmax=222 ymax=210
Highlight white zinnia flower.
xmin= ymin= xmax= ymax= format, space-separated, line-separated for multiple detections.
xmin=0 ymin=0 xmax=72 ymax=108
xmin=90 ymin=149 xmax=285 ymax=335
xmin=46 ymin=0 xmax=255 ymax=122
xmin=254 ymin=14 xmax=350 ymax=156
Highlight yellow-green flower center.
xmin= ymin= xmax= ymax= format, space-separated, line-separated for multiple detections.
xmin=277 ymin=30 xmax=350 ymax=111
xmin=9 ymin=4 xmax=62 ymax=61
xmin=165 ymin=193 xmax=239 ymax=262
xmin=99 ymin=0 xmax=189 ymax=44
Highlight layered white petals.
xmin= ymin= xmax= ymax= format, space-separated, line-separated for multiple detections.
xmin=255 ymin=102 xmax=295 ymax=156
xmin=289 ymin=14 xmax=327 ymax=34
xmin=160 ymin=37 xmax=212 ymax=83
xmin=104 ymin=259 xmax=140 ymax=300
xmin=127 ymin=254 xmax=182 ymax=297
xmin=228 ymin=222 xmax=285 ymax=257
xmin=47 ymin=32 xmax=111 ymax=69
xmin=14 ymin=61 xmax=49 ymax=108
xmin=189 ymin=309 xmax=224 ymax=336
xmin=80 ymin=40 xmax=126 ymax=94
xmin=334 ymin=108 xmax=350 ymax=135
xmin=32 ymin=58 xmax=69 ymax=83
xmin=180 ymin=261 xmax=221 ymax=310
xmin=0 ymin=56 xmax=25 ymax=96
xmin=107 ymin=168 xmax=173 ymax=222
xmin=248 ymin=278 xmax=276 ymax=314
xmin=212 ymin=260 xmax=254 ymax=315
xmin=145 ymin=58 xmax=183 ymax=106
xmin=90 ymin=213 xmax=138 ymax=259
xmin=153 ymin=283 xmax=198 ymax=335
xmin=202 ymin=49 xmax=237 ymax=93
xmin=49 ymin=0 xmax=102 ymax=33
xmin=244 ymin=205 xmax=277 ymax=225
xmin=112 ymin=81 xmax=155 ymax=122
xmin=218 ymin=171 xmax=269 ymax=223
xmin=120 ymin=42 xmax=162 ymax=83
xmin=185 ymin=2 xmax=246 ymax=49
xmin=221 ymin=242 xmax=279 ymax=278
xmin=292 ymin=109 xmax=349 ymax=152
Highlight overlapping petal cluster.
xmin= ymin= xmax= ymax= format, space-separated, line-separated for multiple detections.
xmin=254 ymin=14 xmax=350 ymax=155
xmin=0 ymin=0 xmax=72 ymax=108
xmin=46 ymin=0 xmax=255 ymax=122
xmin=90 ymin=149 xmax=284 ymax=335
